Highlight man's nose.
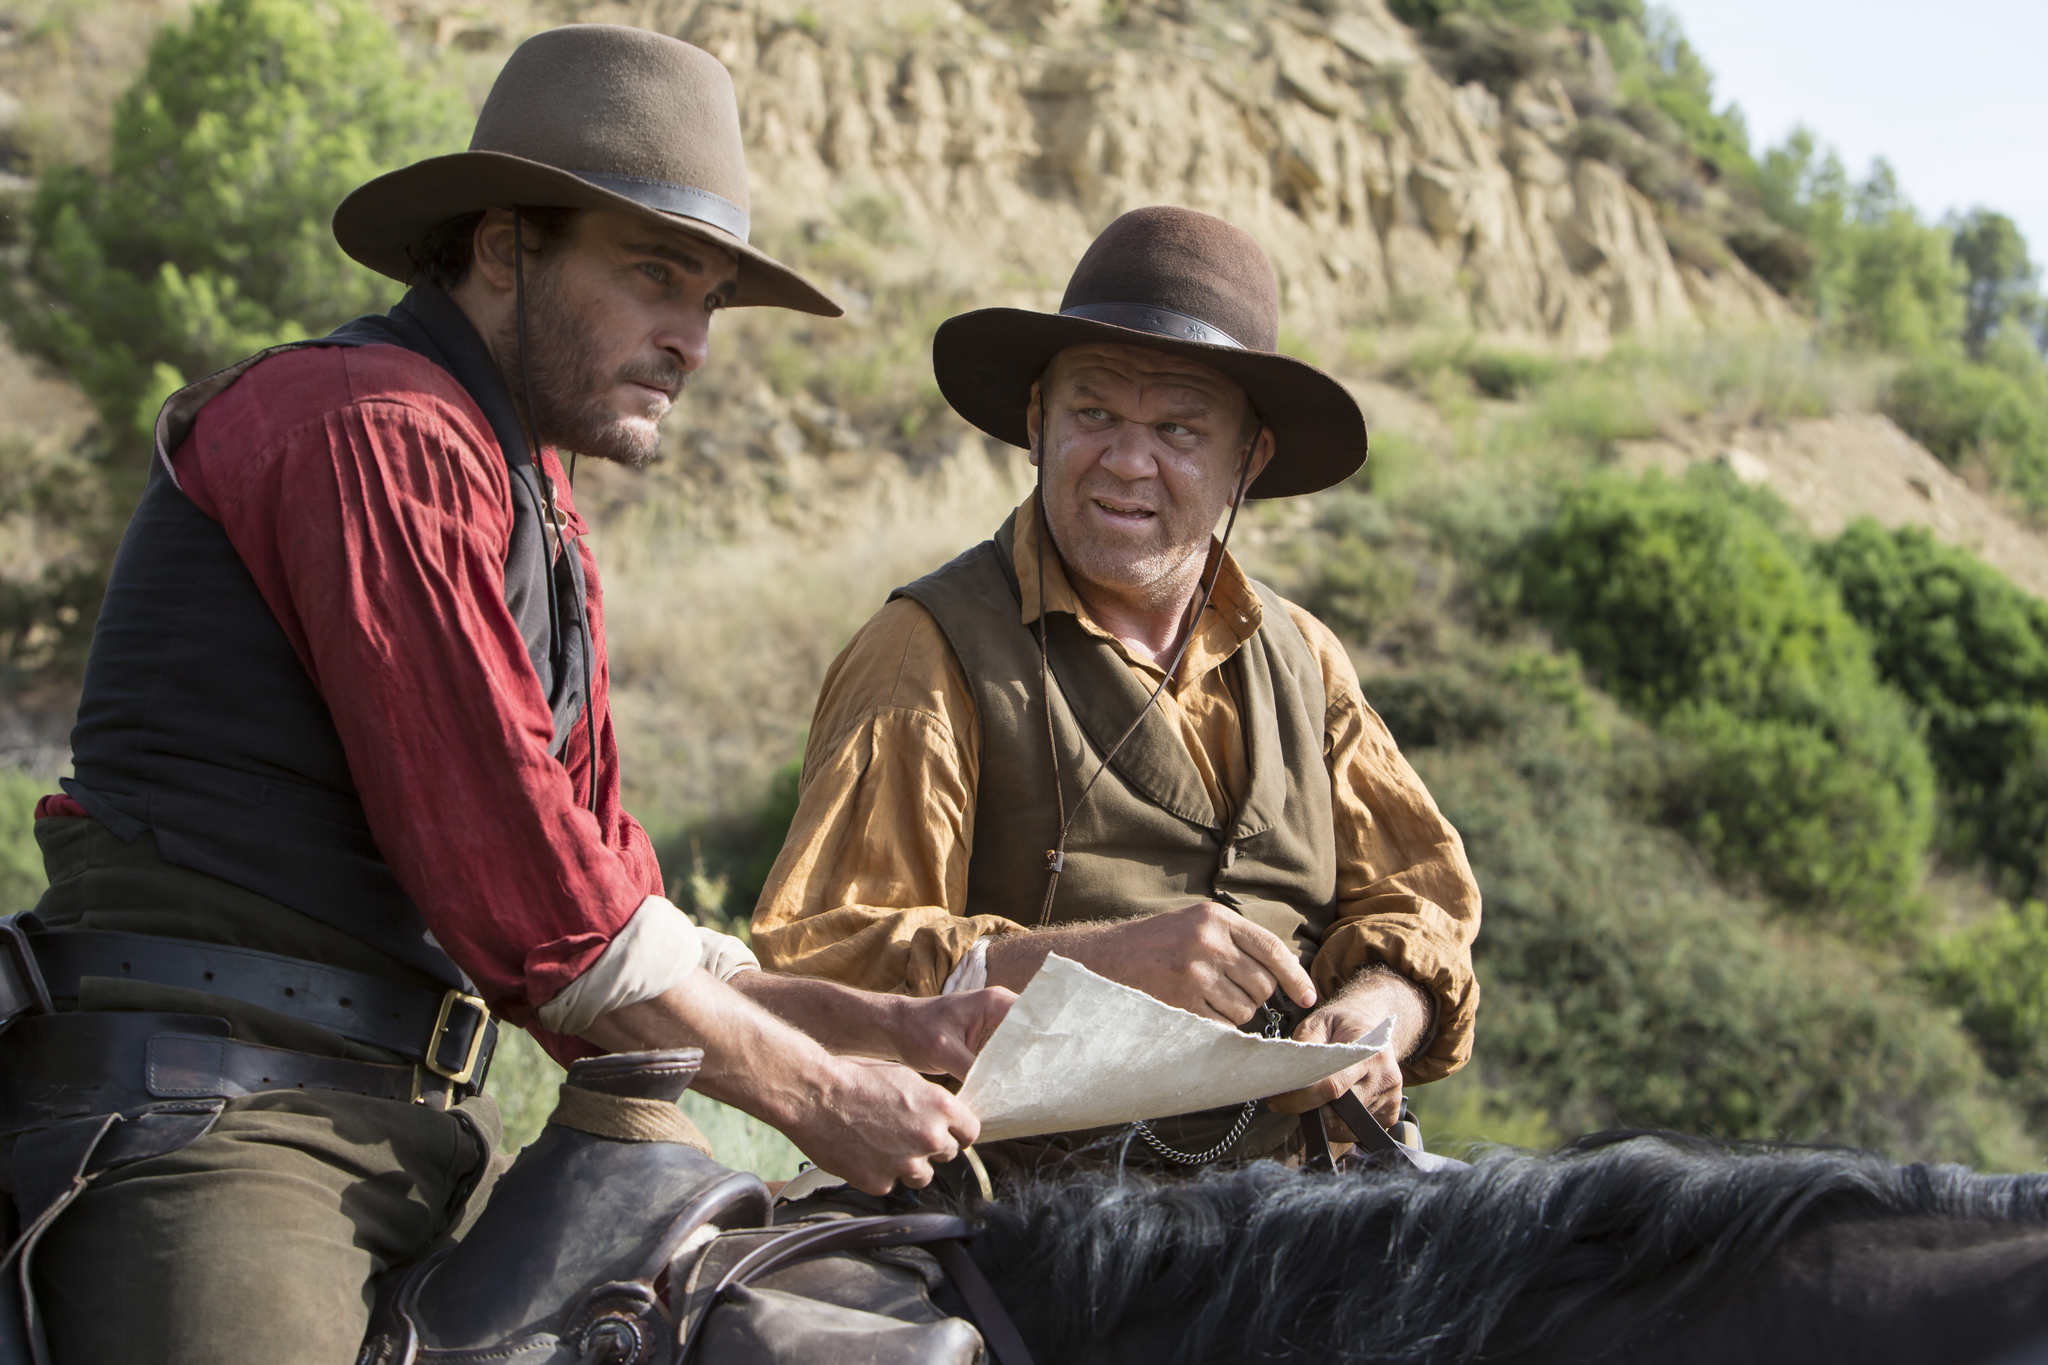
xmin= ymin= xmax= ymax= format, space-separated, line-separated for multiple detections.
xmin=1096 ymin=422 xmax=1161 ymax=481
xmin=653 ymin=304 xmax=714 ymax=373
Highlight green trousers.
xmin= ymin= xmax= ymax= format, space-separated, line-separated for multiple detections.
xmin=31 ymin=1090 xmax=492 ymax=1365
xmin=19 ymin=818 xmax=501 ymax=1365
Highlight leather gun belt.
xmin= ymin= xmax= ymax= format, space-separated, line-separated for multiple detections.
xmin=0 ymin=1011 xmax=470 ymax=1125
xmin=0 ymin=920 xmax=496 ymax=1122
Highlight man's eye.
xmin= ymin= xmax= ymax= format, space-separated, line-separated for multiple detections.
xmin=1159 ymin=422 xmax=1191 ymax=436
xmin=1079 ymin=407 xmax=1111 ymax=421
xmin=639 ymin=262 xmax=670 ymax=284
xmin=705 ymin=294 xmax=727 ymax=313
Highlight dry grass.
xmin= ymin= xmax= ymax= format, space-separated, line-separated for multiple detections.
xmin=597 ymin=436 xmax=1031 ymax=842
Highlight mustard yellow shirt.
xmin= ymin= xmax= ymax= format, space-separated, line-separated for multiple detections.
xmin=753 ymin=495 xmax=1482 ymax=1083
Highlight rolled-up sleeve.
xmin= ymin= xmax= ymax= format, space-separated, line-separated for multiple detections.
xmin=1288 ymin=605 xmax=1481 ymax=1084
xmin=751 ymin=598 xmax=1022 ymax=996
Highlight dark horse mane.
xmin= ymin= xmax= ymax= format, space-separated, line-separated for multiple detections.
xmin=966 ymin=1131 xmax=2048 ymax=1364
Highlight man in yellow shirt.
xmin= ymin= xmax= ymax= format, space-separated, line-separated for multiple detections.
xmin=755 ymin=207 xmax=1481 ymax=1170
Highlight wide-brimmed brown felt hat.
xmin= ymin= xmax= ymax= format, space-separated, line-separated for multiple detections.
xmin=933 ymin=206 xmax=1365 ymax=498
xmin=334 ymin=24 xmax=839 ymax=317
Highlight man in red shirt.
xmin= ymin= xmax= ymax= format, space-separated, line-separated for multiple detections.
xmin=4 ymin=25 xmax=1008 ymax=1365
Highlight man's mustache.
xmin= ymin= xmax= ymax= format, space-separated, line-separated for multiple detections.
xmin=617 ymin=363 xmax=690 ymax=400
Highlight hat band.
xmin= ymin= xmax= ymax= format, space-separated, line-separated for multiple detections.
xmin=1059 ymin=302 xmax=1244 ymax=350
xmin=572 ymin=170 xmax=751 ymax=243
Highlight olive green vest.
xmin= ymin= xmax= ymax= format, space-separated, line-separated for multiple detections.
xmin=891 ymin=510 xmax=1338 ymax=1162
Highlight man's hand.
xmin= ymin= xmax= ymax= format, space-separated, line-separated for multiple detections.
xmin=984 ymin=901 xmax=1316 ymax=1025
xmin=889 ymin=986 xmax=1016 ymax=1079
xmin=1265 ymin=966 xmax=1435 ymax=1137
xmin=581 ymin=970 xmax=981 ymax=1195
xmin=1265 ymin=996 xmax=1406 ymax=1131
xmin=781 ymin=1055 xmax=981 ymax=1195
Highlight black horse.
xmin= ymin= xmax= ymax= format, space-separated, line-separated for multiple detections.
xmin=353 ymin=1056 xmax=2048 ymax=1365
xmin=967 ymin=1131 xmax=2048 ymax=1365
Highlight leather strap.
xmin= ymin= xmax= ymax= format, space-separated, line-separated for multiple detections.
xmin=1330 ymin=1090 xmax=1422 ymax=1169
xmin=0 ymin=1011 xmax=460 ymax=1129
xmin=685 ymin=1214 xmax=1035 ymax=1365
xmin=1058 ymin=302 xmax=1245 ymax=349
xmin=26 ymin=929 xmax=492 ymax=1077
xmin=1301 ymin=1108 xmax=1336 ymax=1174
xmin=571 ymin=170 xmax=751 ymax=242
xmin=927 ymin=1236 xmax=1036 ymax=1365
xmin=145 ymin=1031 xmax=455 ymax=1107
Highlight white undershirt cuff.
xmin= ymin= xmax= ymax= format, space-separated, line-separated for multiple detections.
xmin=941 ymin=935 xmax=992 ymax=995
xmin=535 ymin=895 xmax=758 ymax=1036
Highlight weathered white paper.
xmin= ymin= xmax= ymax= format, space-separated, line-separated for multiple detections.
xmin=956 ymin=954 xmax=1391 ymax=1143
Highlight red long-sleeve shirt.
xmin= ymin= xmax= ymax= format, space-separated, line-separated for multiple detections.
xmin=53 ymin=342 xmax=662 ymax=1038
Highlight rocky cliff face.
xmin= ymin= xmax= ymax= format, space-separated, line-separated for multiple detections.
xmin=675 ymin=0 xmax=1790 ymax=350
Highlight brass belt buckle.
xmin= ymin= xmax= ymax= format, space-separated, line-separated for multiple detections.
xmin=424 ymin=988 xmax=491 ymax=1085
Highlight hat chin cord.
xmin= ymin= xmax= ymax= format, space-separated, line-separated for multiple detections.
xmin=510 ymin=208 xmax=598 ymax=815
xmin=1032 ymin=399 xmax=1262 ymax=928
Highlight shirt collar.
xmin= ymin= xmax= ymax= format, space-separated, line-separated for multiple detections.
xmin=1010 ymin=492 xmax=1264 ymax=681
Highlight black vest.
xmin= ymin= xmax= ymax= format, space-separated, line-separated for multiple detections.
xmin=63 ymin=288 xmax=587 ymax=987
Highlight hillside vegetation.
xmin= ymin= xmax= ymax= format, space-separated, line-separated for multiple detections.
xmin=1 ymin=0 xmax=2046 ymax=1167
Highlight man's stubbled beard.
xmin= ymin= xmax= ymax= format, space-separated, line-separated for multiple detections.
xmin=497 ymin=254 xmax=688 ymax=468
xmin=1045 ymin=470 xmax=1214 ymax=615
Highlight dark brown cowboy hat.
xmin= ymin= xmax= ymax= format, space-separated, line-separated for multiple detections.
xmin=933 ymin=207 xmax=1365 ymax=498
xmin=334 ymin=24 xmax=839 ymax=317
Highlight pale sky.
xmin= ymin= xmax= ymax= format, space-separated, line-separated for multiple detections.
xmin=1657 ymin=0 xmax=2048 ymax=263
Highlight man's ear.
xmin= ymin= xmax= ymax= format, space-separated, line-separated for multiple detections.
xmin=1233 ymin=424 xmax=1278 ymax=504
xmin=469 ymin=208 xmax=522 ymax=295
xmin=1024 ymin=380 xmax=1044 ymax=467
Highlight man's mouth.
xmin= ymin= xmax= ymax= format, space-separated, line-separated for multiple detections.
xmin=1091 ymin=497 xmax=1156 ymax=525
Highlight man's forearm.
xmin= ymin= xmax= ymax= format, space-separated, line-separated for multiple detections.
xmin=729 ymin=968 xmax=1013 ymax=1080
xmin=1337 ymin=964 xmax=1436 ymax=1063
xmin=982 ymin=923 xmax=1107 ymax=993
xmin=580 ymin=968 xmax=835 ymax=1130
xmin=726 ymin=969 xmax=905 ymax=1060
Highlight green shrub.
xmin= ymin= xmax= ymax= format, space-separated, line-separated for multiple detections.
xmin=1521 ymin=470 xmax=1850 ymax=717
xmin=1384 ymin=651 xmax=2031 ymax=1166
xmin=1516 ymin=469 xmax=1936 ymax=920
xmin=1818 ymin=521 xmax=2048 ymax=894
xmin=1465 ymin=348 xmax=1560 ymax=399
xmin=1266 ymin=490 xmax=1419 ymax=645
xmin=1882 ymin=352 xmax=2048 ymax=518
xmin=0 ymin=768 xmax=47 ymax=918
xmin=1921 ymin=899 xmax=2048 ymax=1127
xmin=1511 ymin=367 xmax=1661 ymax=460
xmin=1660 ymin=701 xmax=1930 ymax=922
xmin=5 ymin=0 xmax=467 ymax=451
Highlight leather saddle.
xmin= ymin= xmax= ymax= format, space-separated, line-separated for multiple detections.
xmin=356 ymin=1050 xmax=1030 ymax=1365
